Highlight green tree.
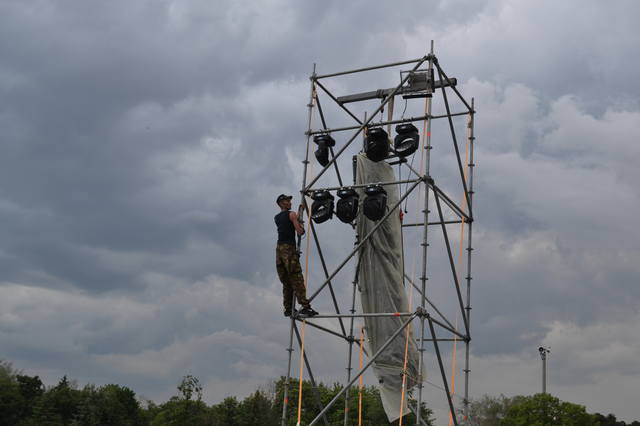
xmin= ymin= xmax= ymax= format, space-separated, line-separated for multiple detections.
xmin=212 ymin=396 xmax=240 ymax=426
xmin=464 ymin=394 xmax=516 ymax=425
xmin=0 ymin=361 xmax=24 ymax=426
xmin=593 ymin=412 xmax=640 ymax=426
xmin=16 ymin=375 xmax=44 ymax=402
xmin=15 ymin=374 xmax=44 ymax=421
xmin=273 ymin=377 xmax=336 ymax=425
xmin=236 ymin=390 xmax=277 ymax=426
xmin=177 ymin=375 xmax=202 ymax=402
xmin=74 ymin=383 xmax=145 ymax=425
xmin=0 ymin=360 xmax=19 ymax=381
xmin=502 ymin=393 xmax=597 ymax=426
xmin=149 ymin=375 xmax=212 ymax=425
xmin=355 ymin=385 xmax=387 ymax=425
xmin=30 ymin=376 xmax=83 ymax=425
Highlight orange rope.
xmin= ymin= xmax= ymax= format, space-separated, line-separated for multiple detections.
xmin=447 ymin=125 xmax=471 ymax=426
xmin=296 ymin=318 xmax=306 ymax=425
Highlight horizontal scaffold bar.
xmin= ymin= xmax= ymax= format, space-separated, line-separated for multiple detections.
xmin=315 ymin=57 xmax=425 ymax=79
xmin=307 ymin=178 xmax=421 ymax=194
xmin=403 ymin=219 xmax=465 ymax=227
xmin=336 ymin=78 xmax=456 ymax=104
xmin=299 ymin=312 xmax=414 ymax=319
xmin=307 ymin=111 xmax=470 ymax=136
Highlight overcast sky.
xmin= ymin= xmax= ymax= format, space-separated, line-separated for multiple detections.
xmin=1 ymin=0 xmax=640 ymax=423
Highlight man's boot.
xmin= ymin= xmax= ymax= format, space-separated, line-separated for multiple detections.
xmin=284 ymin=308 xmax=297 ymax=317
xmin=299 ymin=306 xmax=318 ymax=317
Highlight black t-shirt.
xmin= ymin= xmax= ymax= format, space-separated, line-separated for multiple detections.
xmin=275 ymin=210 xmax=296 ymax=245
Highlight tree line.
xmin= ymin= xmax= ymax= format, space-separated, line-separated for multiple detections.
xmin=465 ymin=393 xmax=640 ymax=426
xmin=1 ymin=359 xmax=637 ymax=425
xmin=0 ymin=360 xmax=432 ymax=425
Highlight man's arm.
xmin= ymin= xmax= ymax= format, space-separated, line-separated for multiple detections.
xmin=289 ymin=211 xmax=305 ymax=235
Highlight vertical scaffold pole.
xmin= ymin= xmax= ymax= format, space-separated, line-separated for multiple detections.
xmin=344 ymin=113 xmax=365 ymax=425
xmin=416 ymin=41 xmax=435 ymax=426
xmin=462 ymin=98 xmax=475 ymax=424
xmin=282 ymin=323 xmax=295 ymax=426
xmin=343 ymin=251 xmax=361 ymax=425
xmin=282 ymin=63 xmax=317 ymax=426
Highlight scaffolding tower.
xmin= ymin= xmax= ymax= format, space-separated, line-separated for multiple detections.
xmin=281 ymin=45 xmax=476 ymax=426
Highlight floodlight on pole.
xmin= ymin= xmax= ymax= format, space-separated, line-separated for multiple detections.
xmin=538 ymin=346 xmax=550 ymax=394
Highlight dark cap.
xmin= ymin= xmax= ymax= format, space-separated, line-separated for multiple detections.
xmin=276 ymin=194 xmax=293 ymax=205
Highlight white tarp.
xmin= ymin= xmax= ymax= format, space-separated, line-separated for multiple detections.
xmin=355 ymin=153 xmax=421 ymax=422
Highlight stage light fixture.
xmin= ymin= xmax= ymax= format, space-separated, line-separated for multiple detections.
xmin=394 ymin=123 xmax=419 ymax=157
xmin=363 ymin=185 xmax=387 ymax=221
xmin=365 ymin=127 xmax=390 ymax=162
xmin=335 ymin=188 xmax=359 ymax=223
xmin=310 ymin=190 xmax=334 ymax=224
xmin=313 ymin=134 xmax=335 ymax=167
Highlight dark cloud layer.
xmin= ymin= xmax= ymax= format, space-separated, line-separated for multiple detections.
xmin=1 ymin=0 xmax=640 ymax=422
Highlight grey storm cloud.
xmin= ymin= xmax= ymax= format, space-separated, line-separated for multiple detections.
xmin=1 ymin=0 xmax=640 ymax=422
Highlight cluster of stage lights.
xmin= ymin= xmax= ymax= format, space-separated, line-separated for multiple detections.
xmin=310 ymin=184 xmax=388 ymax=224
xmin=313 ymin=122 xmax=420 ymax=166
xmin=309 ymin=123 xmax=419 ymax=224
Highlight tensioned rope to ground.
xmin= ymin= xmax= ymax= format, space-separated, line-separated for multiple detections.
xmin=448 ymin=126 xmax=471 ymax=426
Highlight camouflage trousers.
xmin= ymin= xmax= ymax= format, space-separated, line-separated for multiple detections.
xmin=276 ymin=243 xmax=310 ymax=311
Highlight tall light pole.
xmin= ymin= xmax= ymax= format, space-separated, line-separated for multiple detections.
xmin=538 ymin=347 xmax=550 ymax=394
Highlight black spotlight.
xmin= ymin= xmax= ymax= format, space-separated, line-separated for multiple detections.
xmin=365 ymin=127 xmax=390 ymax=162
xmin=336 ymin=188 xmax=359 ymax=223
xmin=310 ymin=190 xmax=334 ymax=224
xmin=313 ymin=134 xmax=335 ymax=167
xmin=394 ymin=123 xmax=419 ymax=157
xmin=362 ymin=185 xmax=387 ymax=221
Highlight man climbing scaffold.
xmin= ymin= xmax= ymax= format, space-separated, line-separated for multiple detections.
xmin=274 ymin=194 xmax=318 ymax=318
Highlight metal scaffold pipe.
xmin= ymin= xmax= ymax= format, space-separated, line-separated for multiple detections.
xmin=281 ymin=62 xmax=317 ymax=426
xmin=462 ymin=97 xmax=475 ymax=425
xmin=315 ymin=57 xmax=424 ymax=79
xmin=416 ymin=41 xmax=435 ymax=426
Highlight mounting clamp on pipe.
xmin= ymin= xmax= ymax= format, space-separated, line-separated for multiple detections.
xmin=346 ymin=335 xmax=360 ymax=344
xmin=415 ymin=306 xmax=429 ymax=318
